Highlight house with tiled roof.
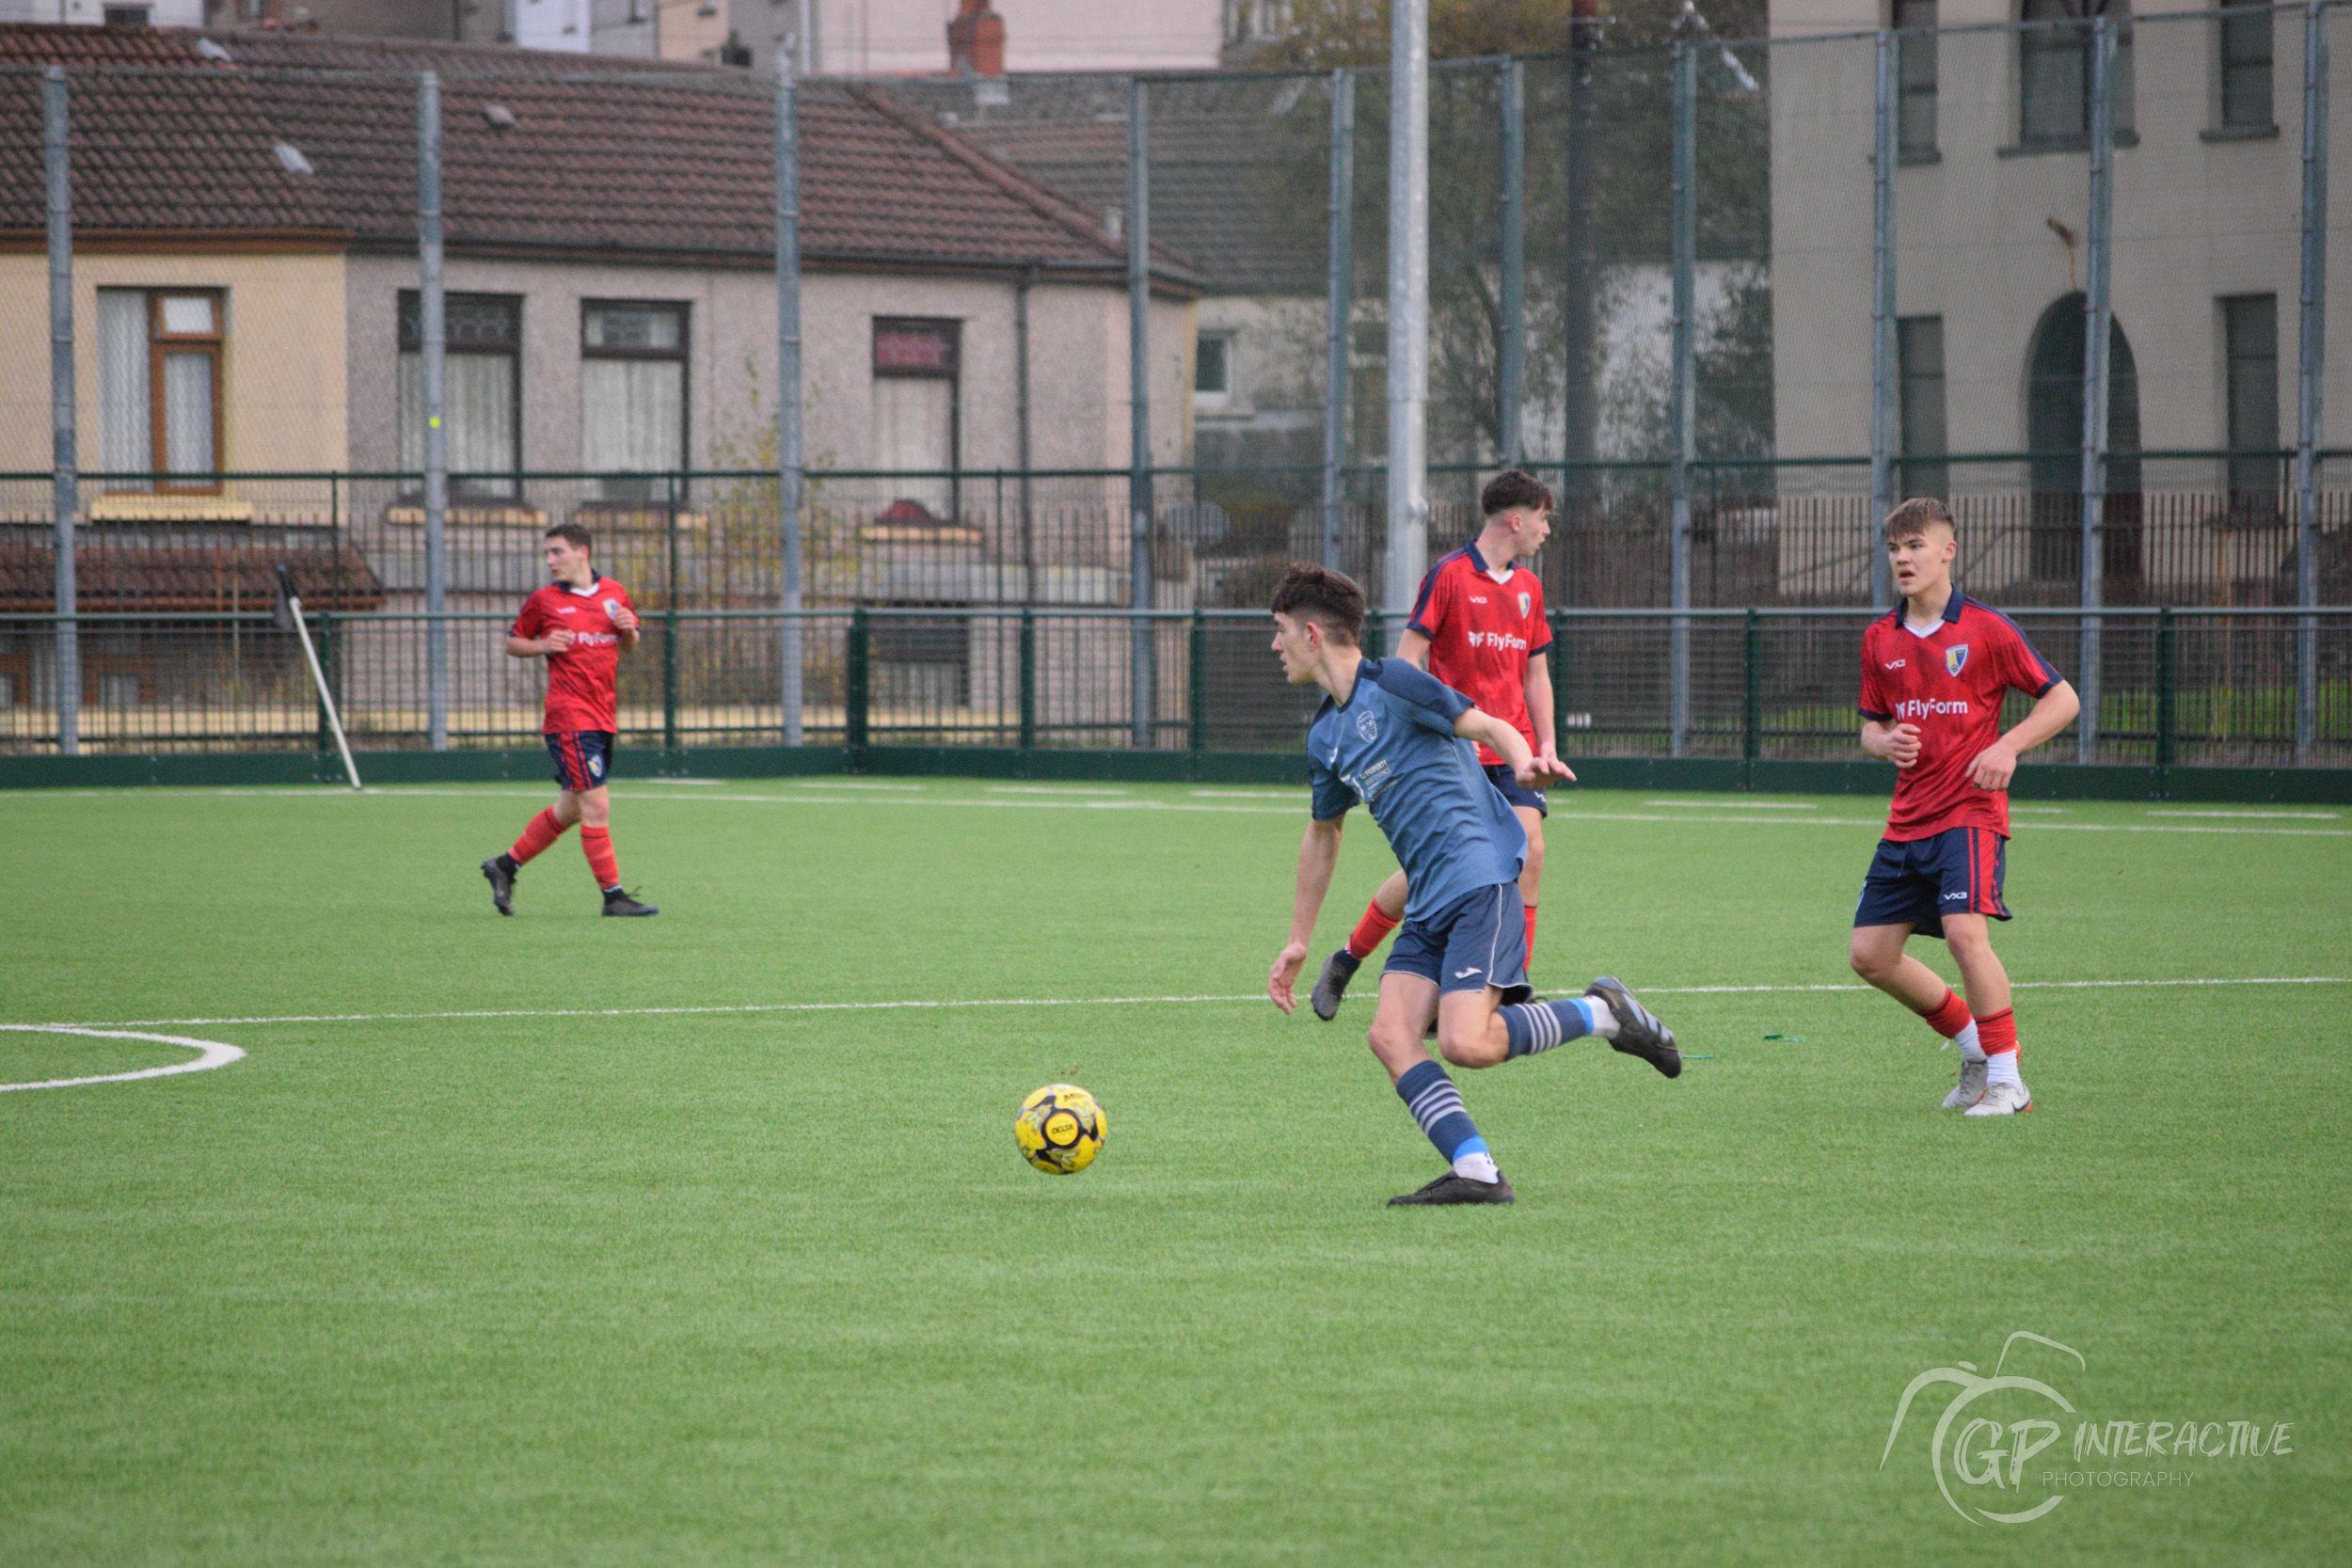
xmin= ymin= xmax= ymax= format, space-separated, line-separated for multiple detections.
xmin=0 ymin=24 xmax=1200 ymax=515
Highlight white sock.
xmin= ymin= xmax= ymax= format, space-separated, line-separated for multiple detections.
xmin=1985 ymin=1051 xmax=2022 ymax=1088
xmin=1953 ymin=1020 xmax=1985 ymax=1062
xmin=1454 ymin=1149 xmax=1501 ymax=1183
xmin=1578 ymin=995 xmax=1618 ymax=1040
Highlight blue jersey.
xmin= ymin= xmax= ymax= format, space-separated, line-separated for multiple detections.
xmin=1306 ymin=658 xmax=1527 ymax=922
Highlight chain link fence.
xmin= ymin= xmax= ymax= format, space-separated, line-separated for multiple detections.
xmin=4 ymin=17 xmax=2352 ymax=766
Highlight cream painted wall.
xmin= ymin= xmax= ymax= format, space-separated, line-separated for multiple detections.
xmin=1770 ymin=4 xmax=2352 ymax=468
xmin=342 ymin=254 xmax=1195 ymax=480
xmin=0 ymin=247 xmax=345 ymax=483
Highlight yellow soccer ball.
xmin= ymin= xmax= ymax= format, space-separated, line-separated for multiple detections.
xmin=1015 ymin=1083 xmax=1105 ymax=1175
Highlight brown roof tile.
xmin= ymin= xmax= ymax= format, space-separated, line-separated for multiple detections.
xmin=0 ymin=24 xmax=1196 ymax=283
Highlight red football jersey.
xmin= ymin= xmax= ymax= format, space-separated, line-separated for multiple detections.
xmin=1406 ymin=545 xmax=1551 ymax=766
xmin=1858 ymin=594 xmax=2063 ymax=842
xmin=511 ymin=576 xmax=635 ymax=734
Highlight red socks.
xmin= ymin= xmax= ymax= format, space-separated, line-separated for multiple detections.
xmin=1523 ymin=903 xmax=1538 ymax=955
xmin=1346 ymin=899 xmax=1401 ymax=961
xmin=1919 ymin=987 xmax=1974 ymax=1040
xmin=1974 ymin=1006 xmax=2019 ymax=1058
xmin=580 ymin=826 xmax=621 ymax=891
xmin=511 ymin=807 xmax=567 ymax=865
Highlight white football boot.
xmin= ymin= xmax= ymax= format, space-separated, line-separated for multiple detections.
xmin=1964 ymin=1079 xmax=2034 ymax=1116
xmin=1941 ymin=1056 xmax=1988 ymax=1110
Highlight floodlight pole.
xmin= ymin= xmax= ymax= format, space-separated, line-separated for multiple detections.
xmin=45 ymin=66 xmax=77 ymax=757
xmin=2296 ymin=1 xmax=2328 ymax=761
xmin=1322 ymin=67 xmax=1354 ymax=571
xmin=2076 ymin=18 xmax=2114 ymax=765
xmin=1498 ymin=55 xmax=1525 ymax=469
xmin=1127 ymin=75 xmax=1154 ymax=751
xmin=777 ymin=70 xmax=804 ymax=747
xmin=1386 ymin=0 xmax=1429 ymax=622
xmin=1668 ymin=38 xmax=1696 ymax=758
xmin=1869 ymin=28 xmax=1898 ymax=608
xmin=419 ymin=71 xmax=449 ymax=753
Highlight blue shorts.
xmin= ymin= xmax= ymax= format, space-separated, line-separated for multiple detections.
xmin=1854 ymin=826 xmax=2010 ymax=940
xmin=1484 ymin=762 xmax=1549 ymax=816
xmin=1386 ymin=882 xmax=1534 ymax=1001
xmin=546 ymin=730 xmax=614 ymax=794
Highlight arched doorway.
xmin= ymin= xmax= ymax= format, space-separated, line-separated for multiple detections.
xmin=2027 ymin=293 xmax=2142 ymax=588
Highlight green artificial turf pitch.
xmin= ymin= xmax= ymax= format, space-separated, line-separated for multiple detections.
xmin=2 ymin=779 xmax=2346 ymax=1566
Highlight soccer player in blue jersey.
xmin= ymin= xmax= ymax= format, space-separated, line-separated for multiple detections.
xmin=1263 ymin=563 xmax=1682 ymax=1206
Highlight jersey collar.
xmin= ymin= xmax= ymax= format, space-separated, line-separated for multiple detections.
xmin=558 ymin=576 xmax=603 ymax=597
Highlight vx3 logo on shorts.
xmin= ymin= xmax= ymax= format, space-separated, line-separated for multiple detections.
xmin=1881 ymin=1332 xmax=2082 ymax=1527
xmin=1942 ymin=890 xmax=1970 ymax=901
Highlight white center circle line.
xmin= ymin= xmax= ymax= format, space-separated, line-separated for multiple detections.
xmin=0 ymin=1025 xmax=246 ymax=1093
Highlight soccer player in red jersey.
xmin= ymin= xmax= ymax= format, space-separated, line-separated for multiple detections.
xmin=1310 ymin=468 xmax=1565 ymax=1022
xmin=479 ymin=524 xmax=659 ymax=917
xmin=1850 ymin=499 xmax=2078 ymax=1114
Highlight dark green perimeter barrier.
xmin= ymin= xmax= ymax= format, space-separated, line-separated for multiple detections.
xmin=2 ymin=743 xmax=2348 ymax=804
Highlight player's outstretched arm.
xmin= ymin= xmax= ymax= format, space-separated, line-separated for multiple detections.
xmin=1969 ymin=680 xmax=2080 ymax=790
xmin=1394 ymin=626 xmax=1433 ymax=670
xmin=507 ymin=632 xmax=569 ymax=658
xmin=1454 ymin=706 xmax=1574 ymax=789
xmin=1270 ymin=816 xmax=1343 ymax=1015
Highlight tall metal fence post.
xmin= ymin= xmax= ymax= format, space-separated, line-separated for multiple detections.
xmin=1742 ymin=608 xmax=1762 ymax=771
xmin=1128 ymin=76 xmax=1155 ymax=750
xmin=1498 ymin=56 xmax=1525 ymax=468
xmin=316 ymin=611 xmax=334 ymax=760
xmin=1868 ymin=28 xmax=1898 ymax=607
xmin=1668 ymin=38 xmax=1696 ymax=757
xmin=2154 ymin=606 xmax=2176 ymax=772
xmin=662 ymin=481 xmax=680 ymax=752
xmin=846 ymin=606 xmax=869 ymax=757
xmin=1188 ymin=607 xmax=1207 ymax=756
xmin=1387 ymin=0 xmax=1431 ymax=623
xmin=1322 ymin=68 xmax=1354 ymax=571
xmin=44 ymin=66 xmax=76 ymax=757
xmin=2297 ymin=1 xmax=2328 ymax=761
xmin=1018 ymin=607 xmax=1036 ymax=754
xmin=776 ymin=70 xmax=805 ymax=747
xmin=1562 ymin=0 xmax=1600 ymax=520
xmin=2076 ymin=17 xmax=2115 ymax=765
xmin=419 ymin=71 xmax=449 ymax=752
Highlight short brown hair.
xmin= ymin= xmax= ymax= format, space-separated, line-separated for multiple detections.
xmin=1882 ymin=498 xmax=1954 ymax=542
xmin=1270 ymin=562 xmax=1365 ymax=645
xmin=545 ymin=522 xmax=594 ymax=553
xmin=1481 ymin=467 xmax=1554 ymax=519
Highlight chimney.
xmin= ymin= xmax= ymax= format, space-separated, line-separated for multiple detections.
xmin=947 ymin=0 xmax=1005 ymax=76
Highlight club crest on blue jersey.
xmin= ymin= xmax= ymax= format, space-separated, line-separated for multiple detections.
xmin=1946 ymin=644 xmax=1970 ymax=676
xmin=1356 ymin=707 xmax=1379 ymax=741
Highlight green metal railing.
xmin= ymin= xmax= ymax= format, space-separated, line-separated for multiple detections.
xmin=3 ymin=605 xmax=2347 ymax=769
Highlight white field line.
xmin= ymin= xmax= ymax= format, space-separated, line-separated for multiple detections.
xmin=982 ymin=784 xmax=1130 ymax=795
xmin=24 ymin=976 xmax=2346 ymax=1033
xmin=1645 ymin=799 xmax=1817 ymax=809
xmin=2147 ymin=809 xmax=2339 ymax=819
xmin=0 ymin=1025 xmax=244 ymax=1092
xmin=7 ymin=786 xmax=2348 ymax=835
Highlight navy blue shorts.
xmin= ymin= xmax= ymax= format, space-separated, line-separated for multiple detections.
xmin=546 ymin=730 xmax=614 ymax=794
xmin=1854 ymin=826 xmax=2010 ymax=940
xmin=1386 ymin=882 xmax=1534 ymax=1001
xmin=1484 ymin=762 xmax=1549 ymax=816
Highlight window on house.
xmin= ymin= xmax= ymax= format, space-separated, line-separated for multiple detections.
xmin=2020 ymin=0 xmax=2134 ymax=148
xmin=1897 ymin=316 xmax=1948 ymax=500
xmin=1196 ymin=334 xmax=1232 ymax=402
xmin=2222 ymin=293 xmax=2281 ymax=514
xmin=97 ymin=288 xmax=223 ymax=493
xmin=102 ymin=5 xmax=151 ymax=23
xmin=580 ymin=302 xmax=690 ymax=503
xmin=871 ymin=318 xmax=961 ymax=521
xmin=1896 ymin=0 xmax=1938 ymax=157
xmin=398 ymin=292 xmax=521 ymax=499
xmin=2218 ymin=0 xmax=2274 ymax=131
